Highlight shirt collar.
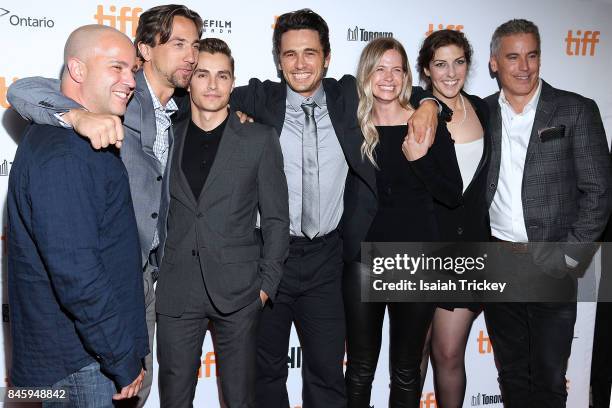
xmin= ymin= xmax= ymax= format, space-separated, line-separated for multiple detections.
xmin=498 ymin=78 xmax=542 ymax=115
xmin=143 ymin=72 xmax=178 ymax=114
xmin=286 ymin=83 xmax=326 ymax=112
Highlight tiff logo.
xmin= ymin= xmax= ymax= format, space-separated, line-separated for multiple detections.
xmin=420 ymin=392 xmax=436 ymax=408
xmin=198 ymin=351 xmax=218 ymax=378
xmin=93 ymin=5 xmax=142 ymax=37
xmin=565 ymin=30 xmax=600 ymax=56
xmin=477 ymin=330 xmax=493 ymax=354
xmin=425 ymin=23 xmax=464 ymax=37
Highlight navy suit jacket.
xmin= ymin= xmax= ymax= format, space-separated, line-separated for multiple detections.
xmin=7 ymin=124 xmax=149 ymax=387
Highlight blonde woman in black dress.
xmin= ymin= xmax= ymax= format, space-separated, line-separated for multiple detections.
xmin=343 ymin=37 xmax=463 ymax=408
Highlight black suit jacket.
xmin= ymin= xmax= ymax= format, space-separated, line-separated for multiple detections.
xmin=230 ymin=75 xmax=434 ymax=262
xmin=435 ymin=92 xmax=491 ymax=242
xmin=156 ymin=112 xmax=289 ymax=316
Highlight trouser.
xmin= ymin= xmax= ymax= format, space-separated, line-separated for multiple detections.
xmin=343 ymin=262 xmax=435 ymax=408
xmin=484 ymin=302 xmax=576 ymax=408
xmin=256 ymin=230 xmax=346 ymax=408
xmin=157 ymin=260 xmax=261 ymax=408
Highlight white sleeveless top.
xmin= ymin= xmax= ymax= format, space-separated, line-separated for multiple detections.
xmin=454 ymin=138 xmax=484 ymax=193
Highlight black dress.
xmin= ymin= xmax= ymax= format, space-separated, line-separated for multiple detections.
xmin=343 ymin=122 xmax=462 ymax=408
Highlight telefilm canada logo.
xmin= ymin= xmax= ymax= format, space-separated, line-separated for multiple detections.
xmin=347 ymin=26 xmax=393 ymax=42
xmin=0 ymin=7 xmax=55 ymax=29
xmin=203 ymin=18 xmax=232 ymax=34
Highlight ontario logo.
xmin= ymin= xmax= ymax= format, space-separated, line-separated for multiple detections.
xmin=347 ymin=26 xmax=393 ymax=42
xmin=0 ymin=7 xmax=55 ymax=28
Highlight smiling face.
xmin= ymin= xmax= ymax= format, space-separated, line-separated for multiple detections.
xmin=490 ymin=33 xmax=540 ymax=104
xmin=278 ymin=29 xmax=330 ymax=97
xmin=369 ymin=49 xmax=406 ymax=104
xmin=189 ymin=51 xmax=234 ymax=113
xmin=81 ymin=32 xmax=137 ymax=116
xmin=424 ymin=44 xmax=467 ymax=100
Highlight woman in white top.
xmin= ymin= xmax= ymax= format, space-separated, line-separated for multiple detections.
xmin=416 ymin=29 xmax=491 ymax=408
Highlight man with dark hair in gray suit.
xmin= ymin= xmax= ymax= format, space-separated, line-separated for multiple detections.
xmin=155 ymin=37 xmax=289 ymax=408
xmin=484 ymin=18 xmax=611 ymax=408
xmin=7 ymin=5 xmax=203 ymax=407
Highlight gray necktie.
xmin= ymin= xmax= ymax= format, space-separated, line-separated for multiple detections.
xmin=301 ymin=101 xmax=320 ymax=239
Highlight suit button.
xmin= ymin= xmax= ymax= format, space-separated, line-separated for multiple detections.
xmin=157 ymin=176 xmax=162 ymax=181
xmin=489 ymin=183 xmax=496 ymax=189
xmin=197 ymin=212 xmax=203 ymax=218
xmin=457 ymin=227 xmax=464 ymax=235
xmin=151 ymin=212 xmax=158 ymax=219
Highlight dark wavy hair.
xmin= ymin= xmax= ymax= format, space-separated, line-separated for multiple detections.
xmin=135 ymin=4 xmax=203 ymax=59
xmin=417 ymin=29 xmax=473 ymax=90
xmin=273 ymin=9 xmax=330 ymax=60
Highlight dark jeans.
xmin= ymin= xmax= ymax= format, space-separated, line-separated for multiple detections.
xmin=484 ymin=302 xmax=576 ymax=408
xmin=44 ymin=362 xmax=116 ymax=408
xmin=343 ymin=262 xmax=435 ymax=408
xmin=256 ymin=231 xmax=346 ymax=408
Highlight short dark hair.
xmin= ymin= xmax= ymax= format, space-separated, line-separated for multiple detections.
xmin=273 ymin=9 xmax=330 ymax=60
xmin=490 ymin=19 xmax=540 ymax=56
xmin=198 ymin=38 xmax=235 ymax=76
xmin=135 ymin=4 xmax=203 ymax=59
xmin=417 ymin=29 xmax=473 ymax=90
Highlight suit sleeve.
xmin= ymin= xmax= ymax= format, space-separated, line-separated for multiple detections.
xmin=7 ymin=77 xmax=81 ymax=126
xmin=257 ymin=128 xmax=290 ymax=301
xmin=230 ymin=78 xmax=263 ymax=118
xmin=410 ymin=85 xmax=452 ymax=121
xmin=409 ymin=123 xmax=463 ymax=208
xmin=30 ymin=153 xmax=143 ymax=388
xmin=565 ymin=98 xmax=612 ymax=257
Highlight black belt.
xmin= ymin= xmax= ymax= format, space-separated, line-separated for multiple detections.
xmin=490 ymin=236 xmax=529 ymax=253
xmin=290 ymin=229 xmax=339 ymax=245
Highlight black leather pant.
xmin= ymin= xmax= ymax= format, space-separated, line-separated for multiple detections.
xmin=343 ymin=263 xmax=435 ymax=408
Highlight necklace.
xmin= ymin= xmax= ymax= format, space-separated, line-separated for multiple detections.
xmin=448 ymin=93 xmax=467 ymax=128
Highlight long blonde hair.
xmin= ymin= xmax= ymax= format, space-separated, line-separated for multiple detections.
xmin=356 ymin=37 xmax=413 ymax=167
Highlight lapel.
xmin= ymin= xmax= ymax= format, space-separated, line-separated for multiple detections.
xmin=171 ymin=115 xmax=198 ymax=209
xmin=524 ymin=80 xmax=556 ymax=165
xmin=198 ymin=112 xmax=242 ymax=202
xmin=270 ymin=82 xmax=289 ymax=136
xmin=322 ymin=78 xmax=377 ymax=196
xmin=123 ymin=70 xmax=158 ymax=161
xmin=463 ymin=92 xmax=490 ymax=194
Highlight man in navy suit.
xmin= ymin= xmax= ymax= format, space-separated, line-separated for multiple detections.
xmin=7 ymin=25 xmax=148 ymax=405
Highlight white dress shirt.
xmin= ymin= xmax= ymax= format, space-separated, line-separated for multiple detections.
xmin=490 ymin=80 xmax=542 ymax=242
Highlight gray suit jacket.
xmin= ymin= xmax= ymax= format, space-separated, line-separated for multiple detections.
xmin=7 ymin=71 xmax=177 ymax=267
xmin=155 ymin=112 xmax=289 ymax=316
xmin=486 ymin=80 xmax=611 ymax=263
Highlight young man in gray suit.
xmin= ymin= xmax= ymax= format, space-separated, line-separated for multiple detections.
xmin=155 ymin=37 xmax=289 ymax=408
xmin=484 ymin=19 xmax=611 ymax=408
xmin=7 ymin=5 xmax=203 ymax=407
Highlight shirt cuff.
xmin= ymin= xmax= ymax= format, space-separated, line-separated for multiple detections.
xmin=54 ymin=112 xmax=73 ymax=129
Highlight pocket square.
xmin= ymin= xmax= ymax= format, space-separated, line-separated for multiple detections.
xmin=538 ymin=125 xmax=566 ymax=142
